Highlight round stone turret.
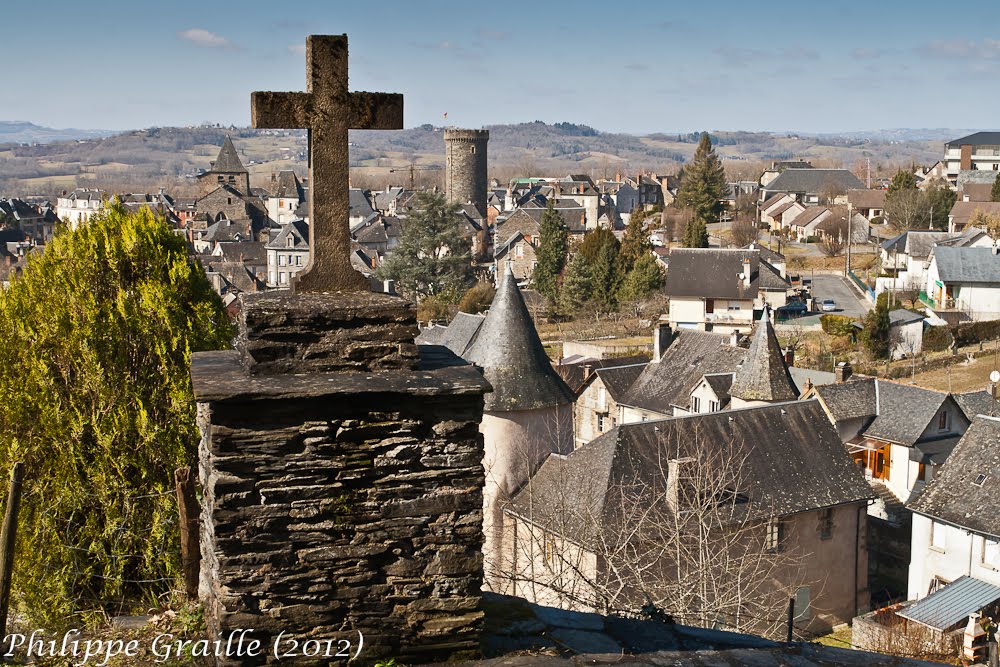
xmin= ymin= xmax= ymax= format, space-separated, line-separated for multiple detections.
xmin=444 ymin=129 xmax=489 ymax=218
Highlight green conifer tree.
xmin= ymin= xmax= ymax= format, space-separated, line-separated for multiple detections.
xmin=675 ymin=132 xmax=727 ymax=226
xmin=683 ymin=218 xmax=709 ymax=248
xmin=533 ymin=200 xmax=569 ymax=301
xmin=861 ymin=300 xmax=891 ymax=359
xmin=618 ymin=214 xmax=652 ymax=276
xmin=377 ymin=191 xmax=473 ymax=299
xmin=992 ymin=174 xmax=1000 ymax=202
xmin=617 ymin=254 xmax=664 ymax=307
xmin=0 ymin=202 xmax=232 ymax=621
xmin=887 ymin=169 xmax=918 ymax=195
xmin=590 ymin=234 xmax=622 ymax=311
xmin=558 ymin=252 xmax=593 ymax=314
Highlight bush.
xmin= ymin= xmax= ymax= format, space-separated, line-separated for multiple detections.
xmin=0 ymin=203 xmax=232 ymax=623
xmin=923 ymin=325 xmax=952 ymax=352
xmin=821 ymin=314 xmax=857 ymax=337
xmin=804 ymin=236 xmax=820 ymax=243
xmin=953 ymin=319 xmax=1000 ymax=346
xmin=416 ymin=294 xmax=451 ymax=323
xmin=458 ymin=281 xmax=496 ymax=314
xmin=871 ymin=216 xmax=885 ymax=225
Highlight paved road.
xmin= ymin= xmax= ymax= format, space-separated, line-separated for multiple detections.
xmin=808 ymin=274 xmax=872 ymax=319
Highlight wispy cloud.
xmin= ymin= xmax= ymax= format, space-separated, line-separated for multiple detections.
xmin=921 ymin=38 xmax=1000 ymax=59
xmin=177 ymin=28 xmax=234 ymax=49
xmin=288 ymin=43 xmax=306 ymax=56
xmin=478 ymin=29 xmax=509 ymax=40
xmin=713 ymin=45 xmax=818 ymax=67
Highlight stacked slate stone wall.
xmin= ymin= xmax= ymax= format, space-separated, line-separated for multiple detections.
xmin=193 ymin=292 xmax=489 ymax=665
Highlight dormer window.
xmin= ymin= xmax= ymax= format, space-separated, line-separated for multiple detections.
xmin=938 ymin=411 xmax=949 ymax=431
xmin=287 ymin=236 xmax=294 ymax=248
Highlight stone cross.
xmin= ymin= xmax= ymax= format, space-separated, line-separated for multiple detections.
xmin=252 ymin=34 xmax=403 ymax=292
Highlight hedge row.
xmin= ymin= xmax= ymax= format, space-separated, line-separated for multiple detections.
xmin=953 ymin=319 xmax=1000 ymax=347
xmin=821 ymin=314 xmax=857 ymax=337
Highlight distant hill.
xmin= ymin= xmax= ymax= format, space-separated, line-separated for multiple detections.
xmin=0 ymin=121 xmax=962 ymax=197
xmin=0 ymin=121 xmax=115 ymax=144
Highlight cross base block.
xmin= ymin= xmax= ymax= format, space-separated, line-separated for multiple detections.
xmin=237 ymin=291 xmax=419 ymax=374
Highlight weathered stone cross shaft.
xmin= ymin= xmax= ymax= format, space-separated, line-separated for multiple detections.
xmin=252 ymin=34 xmax=403 ymax=292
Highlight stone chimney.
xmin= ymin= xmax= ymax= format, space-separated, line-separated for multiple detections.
xmin=653 ymin=322 xmax=673 ymax=361
xmin=742 ymin=257 xmax=752 ymax=288
xmin=667 ymin=457 xmax=695 ymax=514
xmin=730 ymin=330 xmax=741 ymax=347
xmin=835 ymin=361 xmax=853 ymax=384
xmin=783 ymin=346 xmax=795 ymax=367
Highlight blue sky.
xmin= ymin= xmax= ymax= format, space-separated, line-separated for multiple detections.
xmin=5 ymin=0 xmax=1000 ymax=134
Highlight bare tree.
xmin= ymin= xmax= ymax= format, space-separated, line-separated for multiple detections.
xmin=884 ymin=189 xmax=931 ymax=231
xmin=730 ymin=219 xmax=759 ymax=247
xmin=498 ymin=426 xmax=816 ymax=638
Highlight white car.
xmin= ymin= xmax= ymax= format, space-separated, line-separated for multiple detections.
xmin=820 ymin=299 xmax=837 ymax=312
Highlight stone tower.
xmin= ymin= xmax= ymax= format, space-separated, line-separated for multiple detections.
xmin=197 ymin=136 xmax=250 ymax=196
xmin=464 ymin=264 xmax=574 ymax=592
xmin=445 ymin=128 xmax=489 ymax=218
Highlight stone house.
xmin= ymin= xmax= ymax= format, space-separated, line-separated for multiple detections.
xmin=265 ymin=170 xmax=306 ymax=225
xmin=907 ymin=416 xmax=1000 ymax=601
xmin=805 ymin=378 xmax=969 ymax=506
xmin=573 ymin=361 xmax=648 ymax=446
xmin=502 ymin=400 xmax=873 ymax=635
xmin=761 ymin=168 xmax=864 ymax=205
xmin=266 ymin=220 xmax=309 ymax=288
xmin=924 ymin=245 xmax=1000 ymax=320
xmin=788 ymin=206 xmax=831 ymax=240
xmin=0 ymin=197 xmax=57 ymax=243
xmin=665 ymin=248 xmax=790 ymax=334
xmin=878 ymin=229 xmax=954 ymax=295
xmin=56 ymin=188 xmax=106 ymax=228
xmin=847 ymin=189 xmax=887 ymax=221
xmin=947 ymin=201 xmax=1000 ymax=233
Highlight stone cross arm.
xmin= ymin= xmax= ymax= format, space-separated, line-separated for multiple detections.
xmin=251 ymin=91 xmax=403 ymax=131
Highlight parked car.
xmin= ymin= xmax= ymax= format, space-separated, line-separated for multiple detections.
xmin=777 ymin=301 xmax=808 ymax=317
xmin=821 ymin=299 xmax=837 ymax=312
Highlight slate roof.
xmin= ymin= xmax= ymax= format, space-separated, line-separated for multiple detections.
xmin=349 ymin=188 xmax=375 ymax=218
xmin=767 ymin=201 xmax=796 ymax=218
xmin=864 ymin=382 xmax=950 ymax=446
xmin=847 ymin=189 xmax=887 ymax=209
xmin=953 ymin=390 xmax=996 ymax=421
xmin=557 ymin=355 xmax=651 ymax=394
xmin=621 ymin=330 xmax=747 ymax=414
xmin=909 ymin=435 xmax=962 ymax=466
xmin=214 ymin=241 xmax=266 ymax=264
xmin=760 ymin=193 xmax=789 ymax=212
xmin=744 ymin=241 xmax=785 ymax=263
xmin=948 ymin=201 xmax=1000 ymax=229
xmin=889 ymin=309 xmax=925 ymax=325
xmin=703 ymin=373 xmax=734 ymax=407
xmin=788 ymin=206 xmax=829 ymax=229
xmin=508 ymin=401 xmax=873 ymax=545
xmin=211 ymin=136 xmax=247 ymax=173
xmin=354 ymin=220 xmax=389 ymax=245
xmin=960 ymin=183 xmax=993 ymax=202
xmin=266 ymin=220 xmax=309 ymax=250
xmin=788 ymin=367 xmax=836 ymax=395
xmin=946 ymin=132 xmax=1000 ymax=147
xmin=729 ymin=309 xmax=798 ymax=403
xmin=899 ymin=576 xmax=1000 ymax=632
xmin=812 ymin=378 xmax=878 ymax=422
xmin=272 ymin=170 xmax=304 ymax=199
xmin=594 ymin=363 xmax=648 ymax=401
xmin=422 ymin=312 xmax=486 ymax=357
xmin=664 ymin=248 xmax=762 ymax=300
xmin=909 ymin=415 xmax=1000 ymax=538
xmin=766 ymin=169 xmax=864 ymax=194
xmin=758 ymin=260 xmax=791 ymax=291
xmin=905 ymin=230 xmax=952 ymax=259
xmin=933 ymin=246 xmax=1000 ymax=284
xmin=464 ymin=266 xmax=574 ymax=411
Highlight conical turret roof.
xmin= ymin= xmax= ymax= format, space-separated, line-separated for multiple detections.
xmin=212 ymin=136 xmax=248 ymax=173
xmin=730 ymin=307 xmax=798 ymax=402
xmin=465 ymin=265 xmax=574 ymax=412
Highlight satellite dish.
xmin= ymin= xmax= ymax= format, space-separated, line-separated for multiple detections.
xmin=990 ymin=370 xmax=1000 ymax=384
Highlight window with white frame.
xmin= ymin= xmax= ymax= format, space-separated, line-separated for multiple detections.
xmin=597 ymin=414 xmax=605 ymax=432
xmin=983 ymin=538 xmax=1000 ymax=569
xmin=766 ymin=518 xmax=784 ymax=551
xmin=278 ymin=255 xmax=286 ymax=266
xmin=931 ymin=521 xmax=946 ymax=549
xmin=692 ymin=396 xmax=701 ymax=413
